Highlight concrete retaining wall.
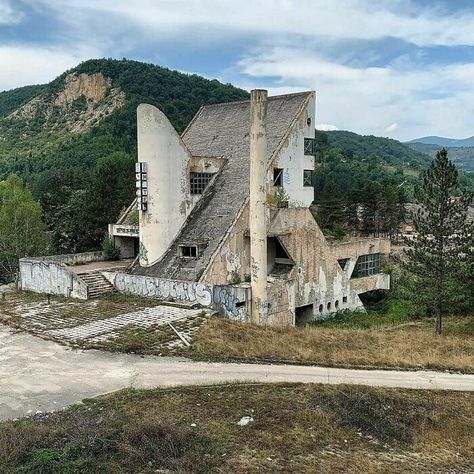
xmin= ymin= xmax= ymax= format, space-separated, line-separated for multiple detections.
xmin=112 ymin=272 xmax=250 ymax=321
xmin=28 ymin=251 xmax=104 ymax=266
xmin=19 ymin=259 xmax=88 ymax=299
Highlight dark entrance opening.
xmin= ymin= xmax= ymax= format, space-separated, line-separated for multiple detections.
xmin=295 ymin=304 xmax=314 ymax=325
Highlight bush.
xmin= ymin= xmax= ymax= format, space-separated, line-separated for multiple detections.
xmin=101 ymin=235 xmax=120 ymax=260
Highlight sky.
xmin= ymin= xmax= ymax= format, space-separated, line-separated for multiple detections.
xmin=0 ymin=0 xmax=473 ymax=141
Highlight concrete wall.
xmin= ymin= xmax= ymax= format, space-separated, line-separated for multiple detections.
xmin=112 ymin=272 xmax=249 ymax=321
xmin=19 ymin=259 xmax=88 ymax=299
xmin=137 ymin=104 xmax=194 ymax=267
xmin=267 ymin=92 xmax=315 ymax=208
xmin=28 ymin=251 xmax=104 ymax=266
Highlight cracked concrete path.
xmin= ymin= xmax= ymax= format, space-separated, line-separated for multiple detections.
xmin=1 ymin=325 xmax=473 ymax=421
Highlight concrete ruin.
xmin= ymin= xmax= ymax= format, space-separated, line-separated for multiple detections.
xmin=19 ymin=89 xmax=390 ymax=325
xmin=107 ymin=89 xmax=390 ymax=325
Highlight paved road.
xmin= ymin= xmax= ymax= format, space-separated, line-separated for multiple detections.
xmin=1 ymin=325 xmax=473 ymax=421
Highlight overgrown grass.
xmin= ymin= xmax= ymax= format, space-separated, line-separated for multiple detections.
xmin=0 ymin=384 xmax=472 ymax=473
xmin=193 ymin=316 xmax=474 ymax=372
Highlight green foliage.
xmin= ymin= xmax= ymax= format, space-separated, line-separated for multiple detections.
xmin=401 ymin=149 xmax=474 ymax=334
xmin=0 ymin=59 xmax=249 ymax=254
xmin=0 ymin=175 xmax=49 ymax=282
xmin=102 ymin=235 xmax=120 ymax=260
xmin=314 ymin=131 xmax=409 ymax=235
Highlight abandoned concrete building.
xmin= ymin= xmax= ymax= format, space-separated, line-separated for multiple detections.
xmin=20 ymin=89 xmax=390 ymax=325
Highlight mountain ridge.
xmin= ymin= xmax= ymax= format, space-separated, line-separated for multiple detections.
xmin=406 ymin=135 xmax=474 ymax=147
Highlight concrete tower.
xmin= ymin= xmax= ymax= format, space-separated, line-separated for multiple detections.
xmin=136 ymin=104 xmax=192 ymax=267
xmin=249 ymin=90 xmax=269 ymax=324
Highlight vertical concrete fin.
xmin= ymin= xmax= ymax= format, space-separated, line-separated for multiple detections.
xmin=249 ymin=90 xmax=269 ymax=324
xmin=137 ymin=104 xmax=192 ymax=267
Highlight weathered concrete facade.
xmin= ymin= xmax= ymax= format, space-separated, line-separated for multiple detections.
xmin=22 ymin=90 xmax=389 ymax=323
xmin=107 ymin=89 xmax=390 ymax=325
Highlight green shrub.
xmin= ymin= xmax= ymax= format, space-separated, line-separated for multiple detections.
xmin=101 ymin=235 xmax=120 ymax=261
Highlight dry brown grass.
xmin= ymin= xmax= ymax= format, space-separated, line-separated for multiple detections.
xmin=193 ymin=317 xmax=474 ymax=372
xmin=0 ymin=383 xmax=472 ymax=473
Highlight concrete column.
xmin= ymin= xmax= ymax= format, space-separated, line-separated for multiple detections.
xmin=249 ymin=90 xmax=269 ymax=324
xmin=137 ymin=104 xmax=192 ymax=267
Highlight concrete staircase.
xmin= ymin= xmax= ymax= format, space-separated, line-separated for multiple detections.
xmin=78 ymin=272 xmax=115 ymax=299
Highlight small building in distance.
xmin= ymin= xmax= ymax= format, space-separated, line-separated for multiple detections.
xmin=109 ymin=90 xmax=390 ymax=325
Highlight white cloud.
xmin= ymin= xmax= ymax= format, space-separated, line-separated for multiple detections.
xmin=27 ymin=0 xmax=474 ymax=47
xmin=0 ymin=45 xmax=102 ymax=92
xmin=316 ymin=123 xmax=339 ymax=131
xmin=237 ymin=45 xmax=474 ymax=140
xmin=0 ymin=0 xmax=22 ymax=24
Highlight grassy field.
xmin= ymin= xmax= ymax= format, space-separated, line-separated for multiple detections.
xmin=0 ymin=383 xmax=472 ymax=473
xmin=192 ymin=314 xmax=474 ymax=372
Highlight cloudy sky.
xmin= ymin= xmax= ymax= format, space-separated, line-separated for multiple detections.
xmin=1 ymin=0 xmax=473 ymax=141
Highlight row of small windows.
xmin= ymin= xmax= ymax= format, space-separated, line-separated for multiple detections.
xmin=273 ymin=168 xmax=313 ymax=187
xmin=318 ymin=296 xmax=348 ymax=313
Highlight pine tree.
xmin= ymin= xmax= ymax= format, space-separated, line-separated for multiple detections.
xmin=317 ymin=180 xmax=345 ymax=230
xmin=402 ymin=149 xmax=473 ymax=335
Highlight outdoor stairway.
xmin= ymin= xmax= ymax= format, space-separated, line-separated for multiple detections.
xmin=78 ymin=272 xmax=116 ymax=299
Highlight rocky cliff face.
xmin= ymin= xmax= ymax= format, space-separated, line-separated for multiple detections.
xmin=54 ymin=73 xmax=112 ymax=107
xmin=6 ymin=72 xmax=125 ymax=133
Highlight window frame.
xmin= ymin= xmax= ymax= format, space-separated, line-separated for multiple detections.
xmin=304 ymin=138 xmax=315 ymax=155
xmin=303 ymin=169 xmax=313 ymax=187
xmin=190 ymin=172 xmax=214 ymax=195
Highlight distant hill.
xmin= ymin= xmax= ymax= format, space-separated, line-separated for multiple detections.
xmin=0 ymin=58 xmax=249 ymax=252
xmin=406 ymin=135 xmax=474 ymax=147
xmin=406 ymin=142 xmax=474 ymax=173
xmin=321 ymin=130 xmax=431 ymax=169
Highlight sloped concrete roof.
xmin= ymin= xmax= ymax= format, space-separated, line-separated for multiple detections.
xmin=135 ymin=92 xmax=312 ymax=281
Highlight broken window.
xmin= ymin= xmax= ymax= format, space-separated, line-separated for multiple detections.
xmin=273 ymin=168 xmax=283 ymax=186
xmin=179 ymin=245 xmax=198 ymax=258
xmin=304 ymin=138 xmax=315 ymax=155
xmin=303 ymin=170 xmax=313 ymax=187
xmin=351 ymin=253 xmax=381 ymax=278
xmin=190 ymin=172 xmax=214 ymax=195
xmin=337 ymin=258 xmax=349 ymax=271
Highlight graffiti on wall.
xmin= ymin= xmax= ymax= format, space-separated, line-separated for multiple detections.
xmin=113 ymin=273 xmax=249 ymax=321
xmin=212 ymin=285 xmax=248 ymax=321
xmin=115 ymin=273 xmax=212 ymax=306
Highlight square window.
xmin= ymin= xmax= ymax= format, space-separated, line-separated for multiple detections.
xmin=304 ymin=138 xmax=315 ymax=155
xmin=303 ymin=170 xmax=313 ymax=187
xmin=190 ymin=172 xmax=214 ymax=195
xmin=273 ymin=168 xmax=283 ymax=186
xmin=179 ymin=245 xmax=198 ymax=258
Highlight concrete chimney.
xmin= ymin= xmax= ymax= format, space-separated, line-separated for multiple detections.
xmin=136 ymin=104 xmax=192 ymax=267
xmin=249 ymin=90 xmax=269 ymax=324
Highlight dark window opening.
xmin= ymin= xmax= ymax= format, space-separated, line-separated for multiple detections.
xmin=179 ymin=245 xmax=198 ymax=258
xmin=295 ymin=304 xmax=314 ymax=325
xmin=304 ymin=138 xmax=315 ymax=155
xmin=335 ymin=300 xmax=339 ymax=309
xmin=327 ymin=302 xmax=331 ymax=311
xmin=236 ymin=301 xmax=246 ymax=308
xmin=338 ymin=258 xmax=350 ymax=271
xmin=319 ymin=304 xmax=323 ymax=313
xmin=190 ymin=172 xmax=214 ymax=195
xmin=343 ymin=296 xmax=348 ymax=303
xmin=352 ymin=253 xmax=381 ymax=278
xmin=303 ymin=170 xmax=313 ymax=187
xmin=273 ymin=168 xmax=283 ymax=186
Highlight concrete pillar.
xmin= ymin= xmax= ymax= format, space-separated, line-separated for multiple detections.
xmin=249 ymin=90 xmax=269 ymax=324
xmin=137 ymin=104 xmax=192 ymax=266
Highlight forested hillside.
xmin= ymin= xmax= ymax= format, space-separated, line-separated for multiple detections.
xmin=0 ymin=59 xmax=249 ymax=253
xmin=407 ymin=142 xmax=474 ymax=173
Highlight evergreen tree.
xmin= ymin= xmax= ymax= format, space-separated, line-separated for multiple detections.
xmin=317 ymin=180 xmax=345 ymax=230
xmin=0 ymin=175 xmax=49 ymax=282
xmin=402 ymin=149 xmax=473 ymax=334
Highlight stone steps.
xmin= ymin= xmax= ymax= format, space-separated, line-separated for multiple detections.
xmin=77 ymin=272 xmax=116 ymax=299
